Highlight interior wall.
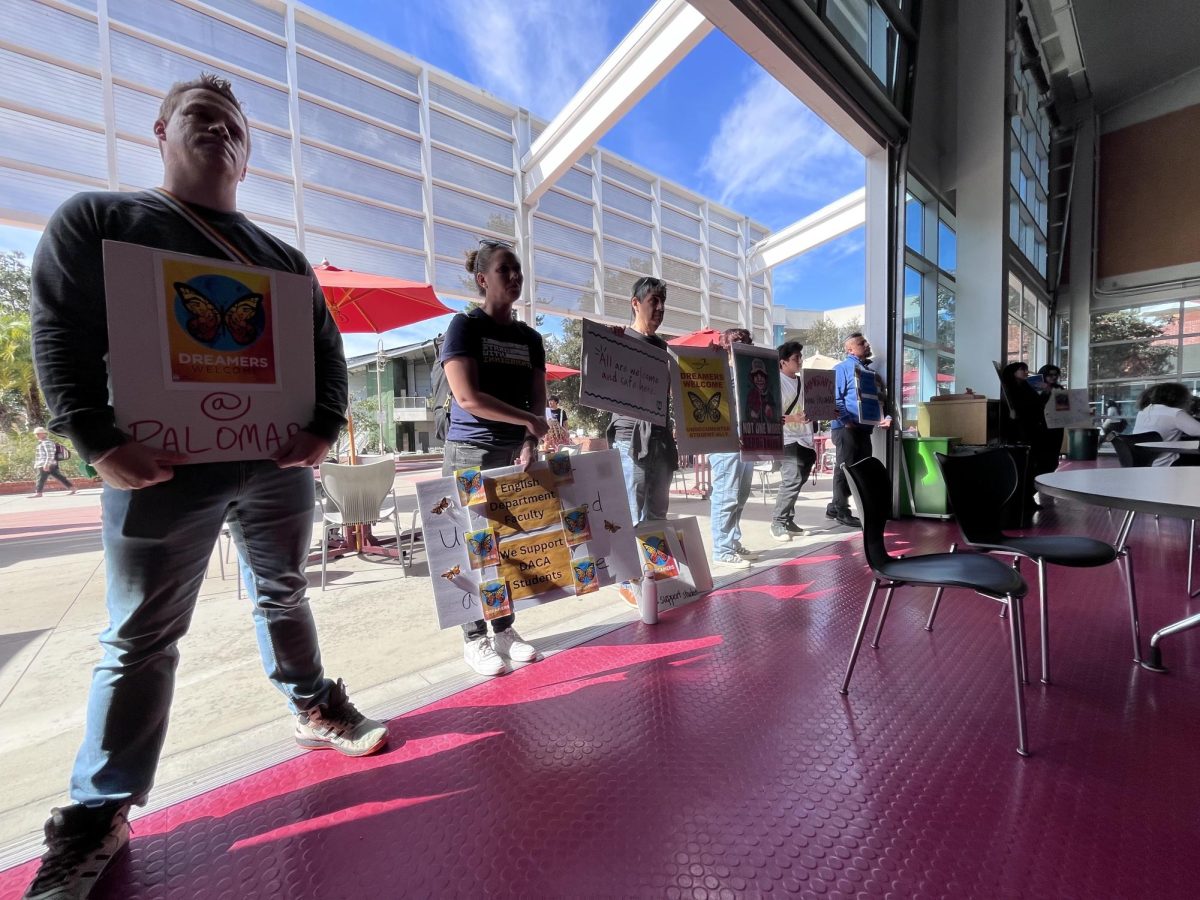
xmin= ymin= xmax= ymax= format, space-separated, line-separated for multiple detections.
xmin=1096 ymin=102 xmax=1200 ymax=283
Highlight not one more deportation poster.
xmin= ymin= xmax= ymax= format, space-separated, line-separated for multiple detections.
xmin=731 ymin=344 xmax=784 ymax=460
xmin=103 ymin=241 xmax=315 ymax=464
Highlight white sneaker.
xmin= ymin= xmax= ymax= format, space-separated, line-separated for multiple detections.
xmin=733 ymin=543 xmax=760 ymax=560
xmin=713 ymin=553 xmax=752 ymax=569
xmin=23 ymin=803 xmax=131 ymax=900
xmin=464 ymin=636 xmax=508 ymax=676
xmin=294 ymin=679 xmax=388 ymax=757
xmin=493 ymin=628 xmax=539 ymax=663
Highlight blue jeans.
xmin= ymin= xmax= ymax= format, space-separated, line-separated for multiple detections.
xmin=72 ymin=461 xmax=331 ymax=807
xmin=709 ymin=452 xmax=754 ymax=558
xmin=443 ymin=441 xmax=518 ymax=640
xmin=615 ymin=439 xmax=672 ymax=524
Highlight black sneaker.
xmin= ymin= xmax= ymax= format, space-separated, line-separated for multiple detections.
xmin=836 ymin=512 xmax=862 ymax=529
xmin=825 ymin=504 xmax=838 ymax=519
xmin=784 ymin=519 xmax=805 ymax=536
xmin=24 ymin=803 xmax=131 ymax=900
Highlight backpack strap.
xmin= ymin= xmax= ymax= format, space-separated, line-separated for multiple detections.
xmin=152 ymin=188 xmax=253 ymax=265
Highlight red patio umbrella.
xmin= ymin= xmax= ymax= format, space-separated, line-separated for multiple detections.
xmin=545 ymin=363 xmax=580 ymax=382
xmin=666 ymin=327 xmax=724 ymax=348
xmin=314 ymin=261 xmax=453 ymax=333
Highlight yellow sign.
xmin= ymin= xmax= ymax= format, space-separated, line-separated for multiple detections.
xmin=678 ymin=354 xmax=733 ymax=440
xmin=484 ymin=470 xmax=561 ymax=536
xmin=497 ymin=528 xmax=573 ymax=601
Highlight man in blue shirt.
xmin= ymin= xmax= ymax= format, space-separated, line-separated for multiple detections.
xmin=827 ymin=333 xmax=889 ymax=528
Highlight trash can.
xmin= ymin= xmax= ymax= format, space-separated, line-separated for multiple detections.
xmin=1067 ymin=427 xmax=1100 ymax=461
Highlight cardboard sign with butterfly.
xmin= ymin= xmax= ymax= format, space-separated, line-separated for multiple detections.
xmin=416 ymin=449 xmax=642 ymax=629
xmin=668 ymin=347 xmax=739 ymax=455
xmin=102 ymin=242 xmax=315 ymax=464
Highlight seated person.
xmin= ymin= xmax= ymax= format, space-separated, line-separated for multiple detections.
xmin=1100 ymin=402 xmax=1126 ymax=442
xmin=1132 ymin=382 xmax=1200 ymax=466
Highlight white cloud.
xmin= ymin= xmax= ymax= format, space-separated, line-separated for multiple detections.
xmin=441 ymin=0 xmax=613 ymax=119
xmin=701 ymin=68 xmax=863 ymax=214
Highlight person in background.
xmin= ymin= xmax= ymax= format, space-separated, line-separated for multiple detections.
xmin=1132 ymin=382 xmax=1200 ymax=467
xmin=25 ymin=73 xmax=386 ymax=900
xmin=999 ymin=360 xmax=1047 ymax=514
xmin=1100 ymin=400 xmax=1126 ymax=443
xmin=829 ymin=333 xmax=890 ymax=528
xmin=30 ymin=426 xmax=76 ymax=497
xmin=1035 ymin=364 xmax=1065 ymax=481
xmin=547 ymin=396 xmax=568 ymax=427
xmin=709 ymin=328 xmax=760 ymax=569
xmin=441 ymin=239 xmax=548 ymax=677
xmin=606 ymin=277 xmax=677 ymax=524
xmin=770 ymin=342 xmax=814 ymax=542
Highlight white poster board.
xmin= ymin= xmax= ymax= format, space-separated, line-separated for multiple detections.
xmin=801 ymin=368 xmax=837 ymax=421
xmin=103 ymin=241 xmax=315 ymax=463
xmin=669 ymin=347 xmax=739 ymax=455
xmin=635 ymin=517 xmax=712 ymax=613
xmin=1044 ymin=388 xmax=1093 ymax=428
xmin=416 ymin=449 xmax=641 ymax=629
xmin=580 ymin=319 xmax=670 ymax=427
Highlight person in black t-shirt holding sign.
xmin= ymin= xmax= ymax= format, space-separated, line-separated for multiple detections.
xmin=440 ymin=239 xmax=549 ymax=677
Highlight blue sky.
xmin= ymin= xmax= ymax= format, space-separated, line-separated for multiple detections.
xmin=2 ymin=0 xmax=866 ymax=356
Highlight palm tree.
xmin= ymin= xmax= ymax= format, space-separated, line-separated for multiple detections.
xmin=0 ymin=313 xmax=45 ymax=429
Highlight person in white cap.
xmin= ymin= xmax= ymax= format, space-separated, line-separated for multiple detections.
xmin=30 ymin=426 xmax=76 ymax=497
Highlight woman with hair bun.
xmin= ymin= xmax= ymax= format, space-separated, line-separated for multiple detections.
xmin=440 ymin=239 xmax=548 ymax=676
xmin=1132 ymin=381 xmax=1200 ymax=467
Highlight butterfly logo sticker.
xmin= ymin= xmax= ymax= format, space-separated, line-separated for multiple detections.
xmin=440 ymin=565 xmax=461 ymax=580
xmin=455 ymin=467 xmax=486 ymax=506
xmin=546 ymin=450 xmax=574 ymax=484
xmin=572 ymin=556 xmax=599 ymax=595
xmin=638 ymin=532 xmax=679 ymax=580
xmin=603 ymin=520 xmax=621 ymax=533
xmin=464 ymin=527 xmax=499 ymax=570
xmin=561 ymin=504 xmax=592 ymax=546
xmin=430 ymin=497 xmax=451 ymax=515
xmin=175 ymin=282 xmax=265 ymax=347
xmin=479 ymin=579 xmax=512 ymax=621
xmin=687 ymin=390 xmax=722 ymax=423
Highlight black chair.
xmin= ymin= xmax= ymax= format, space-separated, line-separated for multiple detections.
xmin=839 ymin=457 xmax=1034 ymax=756
xmin=934 ymin=449 xmax=1141 ymax=684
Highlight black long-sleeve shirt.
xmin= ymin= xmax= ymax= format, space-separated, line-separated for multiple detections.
xmin=31 ymin=190 xmax=347 ymax=462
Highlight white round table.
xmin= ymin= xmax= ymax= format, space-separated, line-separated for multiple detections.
xmin=1037 ymin=467 xmax=1200 ymax=671
xmin=1136 ymin=440 xmax=1200 ymax=457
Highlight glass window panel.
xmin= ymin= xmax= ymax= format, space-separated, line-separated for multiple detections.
xmin=432 ymin=184 xmax=515 ymax=235
xmin=299 ymin=101 xmax=421 ymax=173
xmin=669 ymin=285 xmax=702 ymax=311
xmin=661 ymin=207 xmax=700 ymax=239
xmin=752 ymin=286 xmax=767 ymax=305
xmin=604 ymin=294 xmax=633 ymax=319
xmin=662 ymin=308 xmax=702 ymax=334
xmin=113 ymin=83 xmax=161 ymax=136
xmin=247 ymin=128 xmax=293 ymax=177
xmin=662 ymin=258 xmax=701 ymax=288
xmin=250 ymin=218 xmax=295 ymax=248
xmin=0 ymin=165 xmax=95 ymax=219
xmin=429 ymin=82 xmax=511 ymax=134
xmin=937 ymin=355 xmax=955 ymax=394
xmin=710 ymin=209 xmax=739 ymax=232
xmin=709 ymin=228 xmax=738 ymax=254
xmin=604 ymin=268 xmax=638 ymax=299
xmin=295 ymin=22 xmax=418 ymax=93
xmin=305 ymin=231 xmax=425 ymax=280
xmin=602 ymin=239 xmax=651 ymax=274
xmin=434 ymin=258 xmax=481 ymax=297
xmin=602 ymin=182 xmax=652 ymax=220
xmin=556 ymin=167 xmax=593 ymax=200
xmin=661 ymin=232 xmax=700 ymax=263
xmin=903 ymin=266 xmax=921 ymax=337
xmin=115 ymin=138 xmax=162 ymax=187
xmin=603 ymin=210 xmax=652 ymax=246
xmin=710 ymin=249 xmax=739 ymax=278
xmin=108 ymin=0 xmax=286 ymax=80
xmin=435 ymin=221 xmax=494 ymax=264
xmin=662 ymin=187 xmax=699 ymax=215
xmin=711 ymin=297 xmax=740 ymax=320
xmin=239 ymin=173 xmax=295 ymax=219
xmin=937 ymin=220 xmax=956 ymax=273
xmin=905 ymin=193 xmax=923 ymax=253
xmin=901 ymin=343 xmax=921 ymax=423
xmin=0 ymin=107 xmax=106 ymax=179
xmin=752 ymin=271 xmax=765 ymax=286
xmin=534 ymin=217 xmax=593 ymax=258
xmin=1182 ymin=340 xmax=1200 ymax=374
xmin=2 ymin=0 xmax=99 ymax=67
xmin=302 ymin=144 xmax=422 ymax=210
xmin=430 ymin=109 xmax=512 ymax=167
xmin=536 ymin=190 xmax=591 ymax=228
xmin=1090 ymin=338 xmax=1177 ymax=381
xmin=534 ymin=249 xmax=592 ymax=287
xmin=431 ymin=147 xmax=512 ymax=201
xmin=205 ymin=0 xmax=284 ymax=33
xmin=0 ymin=49 xmax=102 ymax=122
xmin=711 ymin=274 xmax=739 ymax=299
xmin=535 ymin=281 xmax=595 ymax=314
xmin=1183 ymin=301 xmax=1200 ymax=335
xmin=750 ymin=226 xmax=769 ymax=243
xmin=109 ymin=33 xmax=290 ymax=127
xmin=600 ymin=161 xmax=651 ymax=195
xmin=303 ymin=188 xmax=424 ymax=248
xmin=937 ymin=285 xmax=955 ymax=350
xmin=1007 ymin=315 xmax=1021 ymax=361
xmin=1007 ymin=272 xmax=1022 ymax=317
xmin=298 ymin=55 xmax=418 ymax=130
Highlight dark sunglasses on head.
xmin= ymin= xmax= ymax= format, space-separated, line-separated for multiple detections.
xmin=478 ymin=238 xmax=513 ymax=250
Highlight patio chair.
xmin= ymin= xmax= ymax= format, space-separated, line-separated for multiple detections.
xmin=838 ymin=456 xmax=1033 ymax=756
xmin=318 ymin=455 xmax=401 ymax=590
xmin=754 ymin=460 xmax=779 ymax=504
xmin=933 ymin=448 xmax=1141 ymax=684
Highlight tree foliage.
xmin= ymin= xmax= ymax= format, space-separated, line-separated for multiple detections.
xmin=1089 ymin=310 xmax=1175 ymax=379
xmin=793 ymin=315 xmax=863 ymax=359
xmin=0 ymin=251 xmax=46 ymax=430
xmin=544 ymin=317 xmax=607 ymax=437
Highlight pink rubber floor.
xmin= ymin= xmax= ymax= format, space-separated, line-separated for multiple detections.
xmin=4 ymin=497 xmax=1199 ymax=898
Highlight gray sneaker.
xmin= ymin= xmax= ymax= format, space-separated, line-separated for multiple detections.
xmin=770 ymin=524 xmax=792 ymax=542
xmin=23 ymin=803 xmax=130 ymax=900
xmin=295 ymin=679 xmax=388 ymax=757
xmin=733 ymin=543 xmax=760 ymax=560
xmin=713 ymin=553 xmax=753 ymax=569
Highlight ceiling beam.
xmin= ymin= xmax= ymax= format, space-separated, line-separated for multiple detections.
xmin=521 ymin=0 xmax=712 ymax=206
xmin=748 ymin=188 xmax=865 ymax=274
